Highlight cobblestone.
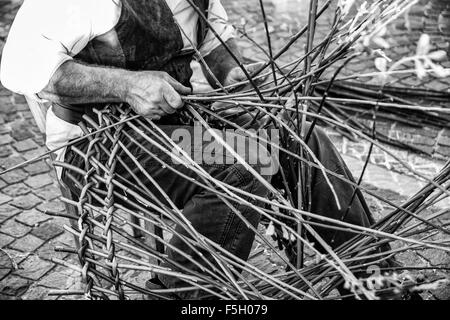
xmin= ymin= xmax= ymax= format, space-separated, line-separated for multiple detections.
xmin=0 ymin=169 xmax=28 ymax=184
xmin=23 ymin=161 xmax=51 ymax=176
xmin=0 ymin=233 xmax=14 ymax=247
xmin=3 ymin=249 xmax=29 ymax=265
xmin=12 ymin=138 xmax=39 ymax=152
xmin=0 ymin=275 xmax=32 ymax=296
xmin=0 ymin=204 xmax=21 ymax=223
xmin=0 ymin=155 xmax=25 ymax=169
xmin=36 ymin=200 xmax=65 ymax=214
xmin=33 ymin=185 xmax=61 ymax=201
xmin=38 ymin=266 xmax=79 ymax=290
xmin=0 ymin=193 xmax=11 ymax=205
xmin=14 ymin=255 xmax=54 ymax=280
xmin=9 ymin=234 xmax=45 ymax=253
xmin=20 ymin=285 xmax=53 ymax=300
xmin=31 ymin=222 xmax=63 ymax=241
xmin=2 ymin=183 xmax=30 ymax=197
xmin=10 ymin=122 xmax=34 ymax=141
xmin=37 ymin=240 xmax=70 ymax=262
xmin=24 ymin=173 xmax=53 ymax=189
xmin=1 ymin=219 xmax=31 ymax=238
xmin=15 ymin=209 xmax=51 ymax=227
xmin=418 ymin=249 xmax=450 ymax=267
xmin=10 ymin=193 xmax=42 ymax=210
xmin=0 ymin=134 xmax=13 ymax=145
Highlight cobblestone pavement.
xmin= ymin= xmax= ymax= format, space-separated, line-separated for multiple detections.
xmin=0 ymin=0 xmax=449 ymax=300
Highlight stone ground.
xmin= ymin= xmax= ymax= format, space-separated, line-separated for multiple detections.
xmin=0 ymin=0 xmax=449 ymax=300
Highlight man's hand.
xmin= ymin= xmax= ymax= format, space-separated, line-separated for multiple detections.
xmin=39 ymin=61 xmax=192 ymax=121
xmin=123 ymin=71 xmax=192 ymax=120
xmin=211 ymin=62 xmax=268 ymax=126
xmin=222 ymin=62 xmax=266 ymax=87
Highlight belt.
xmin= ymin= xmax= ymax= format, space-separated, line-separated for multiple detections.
xmin=52 ymin=103 xmax=189 ymax=127
xmin=52 ymin=103 xmax=89 ymax=125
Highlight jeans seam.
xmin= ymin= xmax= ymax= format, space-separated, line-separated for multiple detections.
xmin=229 ymin=178 xmax=258 ymax=254
xmin=217 ymin=165 xmax=256 ymax=250
xmin=217 ymin=165 xmax=247 ymax=247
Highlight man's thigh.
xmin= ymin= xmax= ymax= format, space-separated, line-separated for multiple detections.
xmin=62 ymin=124 xmax=273 ymax=207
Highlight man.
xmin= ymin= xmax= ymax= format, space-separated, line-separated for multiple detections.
xmin=1 ymin=0 xmax=378 ymax=299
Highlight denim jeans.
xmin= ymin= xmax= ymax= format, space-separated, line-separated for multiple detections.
xmin=62 ymin=122 xmax=375 ymax=299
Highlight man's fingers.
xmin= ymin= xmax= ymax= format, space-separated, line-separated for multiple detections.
xmin=164 ymin=75 xmax=192 ymax=95
xmin=160 ymin=84 xmax=183 ymax=114
xmin=246 ymin=61 xmax=266 ymax=76
xmin=227 ymin=62 xmax=267 ymax=85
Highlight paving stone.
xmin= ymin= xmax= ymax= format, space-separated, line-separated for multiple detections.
xmin=0 ymin=233 xmax=15 ymax=248
xmin=0 ymin=293 xmax=20 ymax=300
xmin=433 ymin=282 xmax=450 ymax=300
xmin=37 ymin=241 xmax=70 ymax=262
xmin=395 ymin=250 xmax=428 ymax=267
xmin=0 ymin=178 xmax=6 ymax=189
xmin=9 ymin=234 xmax=44 ymax=253
xmin=418 ymin=249 xmax=450 ymax=267
xmin=0 ymin=144 xmax=13 ymax=157
xmin=0 ymin=126 xmax=11 ymax=136
xmin=21 ymin=285 xmax=54 ymax=300
xmin=0 ymin=134 xmax=13 ymax=145
xmin=33 ymin=135 xmax=45 ymax=146
xmin=0 ymin=169 xmax=28 ymax=184
xmin=34 ymin=185 xmax=61 ymax=201
xmin=38 ymin=266 xmax=79 ymax=290
xmin=53 ymin=231 xmax=76 ymax=247
xmin=12 ymin=94 xmax=26 ymax=104
xmin=14 ymin=255 xmax=53 ymax=280
xmin=0 ymin=192 xmax=11 ymax=205
xmin=2 ymin=182 xmax=30 ymax=197
xmin=0 ymin=268 xmax=10 ymax=282
xmin=22 ymin=147 xmax=47 ymax=161
xmin=1 ymin=219 xmax=31 ymax=238
xmin=12 ymin=138 xmax=39 ymax=152
xmin=14 ymin=209 xmax=51 ymax=227
xmin=10 ymin=193 xmax=42 ymax=210
xmin=31 ymin=221 xmax=64 ymax=241
xmin=37 ymin=200 xmax=65 ymax=214
xmin=10 ymin=124 xmax=34 ymax=141
xmin=0 ymin=155 xmax=25 ymax=169
xmin=1 ymin=249 xmax=29 ymax=266
xmin=24 ymin=173 xmax=53 ymax=189
xmin=437 ymin=135 xmax=450 ymax=147
xmin=0 ymin=275 xmax=32 ymax=296
xmin=0 ymin=95 xmax=13 ymax=109
xmin=23 ymin=161 xmax=50 ymax=175
xmin=0 ymin=204 xmax=21 ymax=223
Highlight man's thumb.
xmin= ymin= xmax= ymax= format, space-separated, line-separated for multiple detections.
xmin=245 ymin=61 xmax=266 ymax=76
xmin=231 ymin=62 xmax=266 ymax=83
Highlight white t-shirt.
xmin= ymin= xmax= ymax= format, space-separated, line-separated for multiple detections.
xmin=0 ymin=0 xmax=233 ymax=165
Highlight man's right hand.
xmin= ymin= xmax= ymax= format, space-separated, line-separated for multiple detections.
xmin=122 ymin=71 xmax=192 ymax=120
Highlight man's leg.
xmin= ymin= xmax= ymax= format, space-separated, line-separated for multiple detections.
xmin=273 ymin=122 xmax=401 ymax=298
xmin=273 ymin=122 xmax=375 ymax=250
xmin=62 ymin=124 xmax=271 ymax=299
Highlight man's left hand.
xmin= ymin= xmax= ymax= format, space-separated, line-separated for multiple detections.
xmin=211 ymin=62 xmax=268 ymax=126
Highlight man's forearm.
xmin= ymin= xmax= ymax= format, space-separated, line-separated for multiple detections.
xmin=203 ymin=38 xmax=243 ymax=88
xmin=38 ymin=60 xmax=130 ymax=105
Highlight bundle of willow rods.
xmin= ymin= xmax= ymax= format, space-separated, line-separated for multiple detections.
xmin=2 ymin=0 xmax=449 ymax=300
